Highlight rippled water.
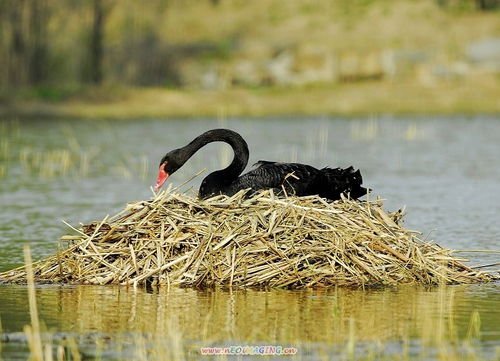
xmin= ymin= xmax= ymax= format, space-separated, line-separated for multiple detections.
xmin=0 ymin=116 xmax=499 ymax=359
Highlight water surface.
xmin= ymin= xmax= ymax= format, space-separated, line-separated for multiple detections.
xmin=0 ymin=116 xmax=499 ymax=359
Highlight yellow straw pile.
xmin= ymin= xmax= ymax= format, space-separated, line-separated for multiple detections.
xmin=0 ymin=189 xmax=494 ymax=288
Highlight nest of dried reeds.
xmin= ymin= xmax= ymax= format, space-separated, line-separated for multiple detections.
xmin=0 ymin=188 xmax=495 ymax=288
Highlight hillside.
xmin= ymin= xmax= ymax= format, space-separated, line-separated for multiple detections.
xmin=0 ymin=0 xmax=499 ymax=117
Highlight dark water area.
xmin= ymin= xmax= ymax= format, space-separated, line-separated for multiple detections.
xmin=0 ymin=116 xmax=499 ymax=359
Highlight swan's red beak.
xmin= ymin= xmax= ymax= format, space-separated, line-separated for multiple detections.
xmin=154 ymin=163 xmax=169 ymax=191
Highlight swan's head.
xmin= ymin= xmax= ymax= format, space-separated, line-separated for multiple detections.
xmin=154 ymin=149 xmax=183 ymax=190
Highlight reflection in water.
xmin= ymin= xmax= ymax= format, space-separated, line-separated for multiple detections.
xmin=1 ymin=284 xmax=499 ymax=359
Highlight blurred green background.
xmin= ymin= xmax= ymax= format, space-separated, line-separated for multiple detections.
xmin=1 ymin=0 xmax=500 ymax=118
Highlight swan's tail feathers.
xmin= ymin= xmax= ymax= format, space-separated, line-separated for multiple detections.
xmin=321 ymin=166 xmax=368 ymax=200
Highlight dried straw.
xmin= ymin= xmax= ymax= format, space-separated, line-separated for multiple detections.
xmin=0 ymin=188 xmax=496 ymax=288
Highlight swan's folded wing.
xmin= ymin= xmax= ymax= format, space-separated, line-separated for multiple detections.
xmin=237 ymin=162 xmax=320 ymax=192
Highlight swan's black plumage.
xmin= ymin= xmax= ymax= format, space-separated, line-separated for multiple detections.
xmin=155 ymin=129 xmax=367 ymax=201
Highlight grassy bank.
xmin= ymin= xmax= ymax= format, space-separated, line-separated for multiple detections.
xmin=2 ymin=78 xmax=500 ymax=119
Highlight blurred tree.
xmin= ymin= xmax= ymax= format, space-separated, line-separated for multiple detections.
xmin=90 ymin=0 xmax=104 ymax=84
xmin=437 ymin=0 xmax=499 ymax=10
xmin=7 ymin=0 xmax=28 ymax=87
xmin=28 ymin=0 xmax=49 ymax=85
xmin=474 ymin=0 xmax=499 ymax=9
xmin=82 ymin=0 xmax=111 ymax=84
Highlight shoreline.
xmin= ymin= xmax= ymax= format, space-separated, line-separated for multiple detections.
xmin=1 ymin=81 xmax=499 ymax=120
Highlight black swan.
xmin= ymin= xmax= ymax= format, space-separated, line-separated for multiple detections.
xmin=154 ymin=128 xmax=367 ymax=200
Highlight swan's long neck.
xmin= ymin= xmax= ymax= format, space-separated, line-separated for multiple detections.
xmin=181 ymin=129 xmax=249 ymax=181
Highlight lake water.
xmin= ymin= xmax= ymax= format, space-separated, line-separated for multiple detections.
xmin=0 ymin=116 xmax=499 ymax=360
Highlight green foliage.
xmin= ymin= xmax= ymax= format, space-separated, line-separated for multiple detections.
xmin=28 ymin=86 xmax=76 ymax=102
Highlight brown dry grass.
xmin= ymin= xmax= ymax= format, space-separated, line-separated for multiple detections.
xmin=0 ymin=188 xmax=494 ymax=288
